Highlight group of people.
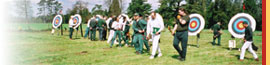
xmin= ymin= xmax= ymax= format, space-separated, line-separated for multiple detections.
xmin=66 ymin=7 xmax=259 ymax=61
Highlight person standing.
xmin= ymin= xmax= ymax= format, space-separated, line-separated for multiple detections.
xmin=171 ymin=8 xmax=190 ymax=61
xmin=107 ymin=16 xmax=116 ymax=43
xmin=97 ymin=16 xmax=107 ymax=41
xmin=147 ymin=11 xmax=164 ymax=59
xmin=121 ymin=16 xmax=131 ymax=46
xmin=110 ymin=17 xmax=123 ymax=48
xmin=141 ymin=17 xmax=150 ymax=52
xmin=211 ymin=22 xmax=222 ymax=46
xmin=103 ymin=16 xmax=108 ymax=40
xmin=89 ymin=16 xmax=97 ymax=41
xmin=239 ymin=21 xmax=259 ymax=61
xmin=132 ymin=13 xmax=147 ymax=54
xmin=84 ymin=17 xmax=94 ymax=39
xmin=69 ymin=16 xmax=76 ymax=40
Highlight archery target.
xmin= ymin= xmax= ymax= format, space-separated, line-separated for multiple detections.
xmin=188 ymin=14 xmax=205 ymax=36
xmin=228 ymin=13 xmax=256 ymax=38
xmin=52 ymin=15 xmax=62 ymax=29
xmin=72 ymin=14 xmax=82 ymax=28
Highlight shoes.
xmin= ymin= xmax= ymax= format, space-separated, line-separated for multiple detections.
xmin=158 ymin=53 xmax=162 ymax=57
xmin=255 ymin=58 xmax=259 ymax=61
xmin=180 ymin=58 xmax=185 ymax=61
xmin=239 ymin=59 xmax=244 ymax=61
xmin=136 ymin=51 xmax=141 ymax=55
xmin=149 ymin=55 xmax=154 ymax=59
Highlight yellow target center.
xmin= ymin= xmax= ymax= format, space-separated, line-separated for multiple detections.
xmin=55 ymin=20 xmax=59 ymax=24
xmin=74 ymin=20 xmax=77 ymax=24
xmin=238 ymin=23 xmax=243 ymax=28
xmin=191 ymin=22 xmax=196 ymax=27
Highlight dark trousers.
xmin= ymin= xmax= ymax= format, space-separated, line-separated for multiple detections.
xmin=173 ymin=31 xmax=188 ymax=59
xmin=103 ymin=29 xmax=107 ymax=40
xmin=122 ymin=32 xmax=129 ymax=45
xmin=69 ymin=28 xmax=74 ymax=39
xmin=99 ymin=28 xmax=104 ymax=40
xmin=90 ymin=29 xmax=96 ymax=40
xmin=212 ymin=32 xmax=221 ymax=45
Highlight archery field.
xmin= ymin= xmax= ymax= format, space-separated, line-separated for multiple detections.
xmin=10 ymin=23 xmax=262 ymax=65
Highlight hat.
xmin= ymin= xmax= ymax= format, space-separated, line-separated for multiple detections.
xmin=134 ymin=13 xmax=139 ymax=16
xmin=243 ymin=21 xmax=248 ymax=24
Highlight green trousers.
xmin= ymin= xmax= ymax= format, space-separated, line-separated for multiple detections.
xmin=143 ymin=33 xmax=150 ymax=51
xmin=122 ymin=32 xmax=129 ymax=46
xmin=110 ymin=30 xmax=122 ymax=47
xmin=212 ymin=32 xmax=221 ymax=45
xmin=69 ymin=28 xmax=74 ymax=39
xmin=132 ymin=34 xmax=144 ymax=53
xmin=173 ymin=31 xmax=188 ymax=59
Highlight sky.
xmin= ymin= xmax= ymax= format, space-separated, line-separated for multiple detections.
xmin=26 ymin=0 xmax=161 ymax=17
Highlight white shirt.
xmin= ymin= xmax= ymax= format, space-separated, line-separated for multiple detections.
xmin=106 ymin=17 xmax=112 ymax=28
xmin=69 ymin=17 xmax=76 ymax=28
xmin=147 ymin=13 xmax=164 ymax=37
xmin=112 ymin=21 xmax=122 ymax=30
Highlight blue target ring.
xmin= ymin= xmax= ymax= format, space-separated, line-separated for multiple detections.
xmin=54 ymin=17 xmax=61 ymax=26
xmin=232 ymin=17 xmax=250 ymax=34
xmin=188 ymin=17 xmax=200 ymax=32
xmin=73 ymin=16 xmax=79 ymax=24
xmin=52 ymin=15 xmax=62 ymax=29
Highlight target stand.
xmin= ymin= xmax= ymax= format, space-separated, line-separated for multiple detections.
xmin=188 ymin=14 xmax=205 ymax=48
xmin=228 ymin=13 xmax=256 ymax=50
xmin=52 ymin=15 xmax=63 ymax=36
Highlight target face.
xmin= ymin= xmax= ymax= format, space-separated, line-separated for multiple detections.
xmin=228 ymin=13 xmax=256 ymax=38
xmin=188 ymin=14 xmax=205 ymax=36
xmin=72 ymin=14 xmax=82 ymax=28
xmin=52 ymin=15 xmax=62 ymax=29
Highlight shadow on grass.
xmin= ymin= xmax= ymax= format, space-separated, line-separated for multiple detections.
xmin=171 ymin=55 xmax=179 ymax=60
xmin=187 ymin=44 xmax=199 ymax=48
xmin=222 ymin=47 xmax=240 ymax=51
xmin=233 ymin=54 xmax=254 ymax=60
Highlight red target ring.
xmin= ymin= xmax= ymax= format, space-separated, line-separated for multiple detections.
xmin=52 ymin=15 xmax=62 ymax=29
xmin=190 ymin=21 xmax=197 ymax=29
xmin=236 ymin=21 xmax=245 ymax=30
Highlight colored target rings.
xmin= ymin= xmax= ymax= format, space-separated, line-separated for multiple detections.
xmin=228 ymin=13 xmax=256 ymax=38
xmin=52 ymin=15 xmax=63 ymax=29
xmin=72 ymin=14 xmax=82 ymax=28
xmin=188 ymin=14 xmax=205 ymax=36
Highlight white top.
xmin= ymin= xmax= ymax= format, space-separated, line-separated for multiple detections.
xmin=69 ymin=16 xmax=76 ymax=28
xmin=112 ymin=21 xmax=122 ymax=30
xmin=106 ymin=17 xmax=112 ymax=28
xmin=147 ymin=13 xmax=164 ymax=37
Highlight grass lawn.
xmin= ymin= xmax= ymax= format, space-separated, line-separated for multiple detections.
xmin=9 ymin=23 xmax=262 ymax=65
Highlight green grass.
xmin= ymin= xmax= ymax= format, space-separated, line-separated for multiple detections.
xmin=10 ymin=23 xmax=262 ymax=65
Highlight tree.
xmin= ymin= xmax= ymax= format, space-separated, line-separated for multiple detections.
xmin=15 ymin=0 xmax=33 ymax=23
xmin=15 ymin=0 xmax=33 ymax=30
xmin=92 ymin=4 xmax=108 ymax=16
xmin=127 ymin=0 xmax=152 ymax=17
xmin=109 ymin=0 xmax=122 ymax=16
xmin=37 ymin=0 xmax=63 ymax=23
xmin=244 ymin=0 xmax=262 ymax=30
xmin=67 ymin=0 xmax=91 ymax=24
